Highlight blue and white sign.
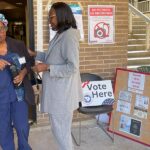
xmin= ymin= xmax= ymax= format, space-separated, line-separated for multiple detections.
xmin=49 ymin=4 xmax=84 ymax=41
xmin=82 ymin=80 xmax=114 ymax=107
xmin=69 ymin=4 xmax=84 ymax=41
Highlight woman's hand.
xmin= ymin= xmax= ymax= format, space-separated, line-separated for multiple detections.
xmin=28 ymin=49 xmax=37 ymax=57
xmin=32 ymin=63 xmax=49 ymax=73
xmin=13 ymin=68 xmax=27 ymax=85
xmin=0 ymin=59 xmax=10 ymax=70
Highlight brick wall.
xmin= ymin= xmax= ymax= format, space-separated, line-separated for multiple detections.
xmin=33 ymin=0 xmax=128 ymax=125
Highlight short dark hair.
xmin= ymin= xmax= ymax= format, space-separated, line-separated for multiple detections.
xmin=51 ymin=2 xmax=77 ymax=34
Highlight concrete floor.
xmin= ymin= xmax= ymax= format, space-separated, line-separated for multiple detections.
xmin=14 ymin=120 xmax=150 ymax=150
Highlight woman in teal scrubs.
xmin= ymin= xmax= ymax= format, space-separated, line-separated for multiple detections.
xmin=0 ymin=13 xmax=34 ymax=150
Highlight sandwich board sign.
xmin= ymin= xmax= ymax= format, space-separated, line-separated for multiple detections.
xmin=81 ymin=80 xmax=114 ymax=107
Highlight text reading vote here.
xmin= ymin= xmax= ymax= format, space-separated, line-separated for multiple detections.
xmin=87 ymin=84 xmax=113 ymax=98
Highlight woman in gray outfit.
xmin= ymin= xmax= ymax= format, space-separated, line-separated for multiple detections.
xmin=30 ymin=2 xmax=83 ymax=150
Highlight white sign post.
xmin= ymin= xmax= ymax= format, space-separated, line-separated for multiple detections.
xmin=88 ymin=5 xmax=115 ymax=45
xmin=37 ymin=0 xmax=43 ymax=51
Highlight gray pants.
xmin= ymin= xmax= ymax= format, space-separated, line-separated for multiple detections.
xmin=49 ymin=113 xmax=74 ymax=150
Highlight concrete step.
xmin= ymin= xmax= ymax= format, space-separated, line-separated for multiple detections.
xmin=132 ymin=17 xmax=147 ymax=22
xmin=128 ymin=57 xmax=150 ymax=66
xmin=128 ymin=44 xmax=146 ymax=51
xmin=128 ymin=50 xmax=150 ymax=58
xmin=128 ymin=39 xmax=145 ymax=45
xmin=127 ymin=16 xmax=150 ymax=69
xmin=132 ymin=18 xmax=147 ymax=23
xmin=127 ymin=64 xmax=150 ymax=70
xmin=132 ymin=25 xmax=147 ymax=30
xmin=133 ymin=21 xmax=147 ymax=25
xmin=128 ymin=34 xmax=146 ymax=39
xmin=131 ymin=29 xmax=146 ymax=34
xmin=126 ymin=66 xmax=137 ymax=70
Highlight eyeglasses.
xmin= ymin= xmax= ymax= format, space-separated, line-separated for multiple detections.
xmin=48 ymin=15 xmax=56 ymax=21
xmin=0 ymin=26 xmax=8 ymax=32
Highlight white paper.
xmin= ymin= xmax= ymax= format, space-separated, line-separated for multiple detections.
xmin=70 ymin=4 xmax=84 ymax=41
xmin=18 ymin=57 xmax=26 ymax=64
xmin=119 ymin=115 xmax=141 ymax=137
xmin=134 ymin=108 xmax=147 ymax=119
xmin=88 ymin=5 xmax=115 ymax=44
xmin=135 ymin=94 xmax=149 ymax=110
xmin=118 ymin=90 xmax=132 ymax=102
xmin=128 ymin=72 xmax=145 ymax=94
xmin=119 ymin=115 xmax=131 ymax=134
xmin=117 ymin=100 xmax=131 ymax=114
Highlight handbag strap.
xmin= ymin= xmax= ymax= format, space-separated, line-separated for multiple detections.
xmin=33 ymin=72 xmax=42 ymax=90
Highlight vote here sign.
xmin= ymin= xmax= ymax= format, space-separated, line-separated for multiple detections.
xmin=81 ymin=80 xmax=114 ymax=107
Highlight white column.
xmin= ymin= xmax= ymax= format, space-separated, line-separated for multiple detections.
xmin=37 ymin=0 xmax=43 ymax=52
xmin=129 ymin=12 xmax=133 ymax=34
xmin=134 ymin=0 xmax=138 ymax=9
xmin=146 ymin=23 xmax=150 ymax=50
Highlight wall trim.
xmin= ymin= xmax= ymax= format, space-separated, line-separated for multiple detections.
xmin=27 ymin=0 xmax=35 ymax=50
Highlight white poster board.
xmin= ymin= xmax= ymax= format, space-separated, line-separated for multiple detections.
xmin=69 ymin=4 xmax=84 ymax=41
xmin=88 ymin=5 xmax=115 ymax=44
xmin=128 ymin=72 xmax=145 ymax=94
xmin=109 ymin=68 xmax=150 ymax=146
xmin=49 ymin=4 xmax=84 ymax=41
xmin=82 ymin=80 xmax=114 ymax=107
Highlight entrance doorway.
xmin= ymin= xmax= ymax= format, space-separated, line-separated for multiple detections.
xmin=0 ymin=0 xmax=27 ymax=43
xmin=0 ymin=0 xmax=34 ymax=49
xmin=0 ymin=0 xmax=36 ymax=123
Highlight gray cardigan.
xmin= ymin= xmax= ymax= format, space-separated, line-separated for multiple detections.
xmin=36 ymin=28 xmax=83 ymax=114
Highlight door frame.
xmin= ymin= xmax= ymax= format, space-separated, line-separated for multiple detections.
xmin=27 ymin=0 xmax=37 ymax=123
xmin=27 ymin=0 xmax=35 ymax=50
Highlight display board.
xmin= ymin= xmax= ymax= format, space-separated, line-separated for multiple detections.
xmin=109 ymin=68 xmax=150 ymax=146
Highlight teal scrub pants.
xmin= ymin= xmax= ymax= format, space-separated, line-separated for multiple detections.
xmin=0 ymin=100 xmax=31 ymax=150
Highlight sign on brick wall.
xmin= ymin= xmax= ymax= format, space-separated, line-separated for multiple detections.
xmin=70 ymin=4 xmax=84 ymax=41
xmin=49 ymin=4 xmax=84 ymax=41
xmin=88 ymin=5 xmax=115 ymax=44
